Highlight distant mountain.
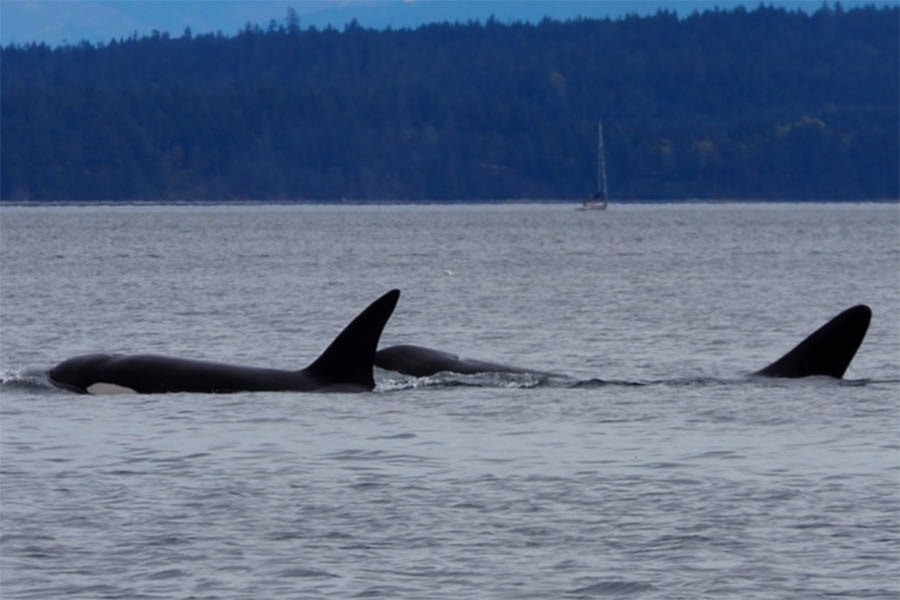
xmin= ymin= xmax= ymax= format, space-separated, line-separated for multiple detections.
xmin=2 ymin=0 xmax=885 ymax=47
xmin=1 ymin=5 xmax=897 ymax=202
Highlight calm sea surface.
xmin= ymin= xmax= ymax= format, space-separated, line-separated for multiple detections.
xmin=1 ymin=203 xmax=898 ymax=599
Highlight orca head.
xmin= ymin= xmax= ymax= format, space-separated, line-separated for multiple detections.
xmin=48 ymin=353 xmax=117 ymax=393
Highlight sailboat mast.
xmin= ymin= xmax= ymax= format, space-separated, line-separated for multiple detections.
xmin=597 ymin=120 xmax=608 ymax=200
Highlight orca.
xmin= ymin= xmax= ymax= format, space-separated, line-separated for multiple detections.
xmin=376 ymin=304 xmax=871 ymax=380
xmin=754 ymin=304 xmax=871 ymax=379
xmin=49 ymin=289 xmax=400 ymax=394
xmin=374 ymin=344 xmax=544 ymax=378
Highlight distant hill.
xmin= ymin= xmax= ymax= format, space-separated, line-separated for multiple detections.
xmin=1 ymin=4 xmax=897 ymax=202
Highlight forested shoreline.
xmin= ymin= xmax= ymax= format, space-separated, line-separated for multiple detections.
xmin=1 ymin=4 xmax=897 ymax=202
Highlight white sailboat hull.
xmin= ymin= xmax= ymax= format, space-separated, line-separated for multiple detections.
xmin=577 ymin=200 xmax=607 ymax=211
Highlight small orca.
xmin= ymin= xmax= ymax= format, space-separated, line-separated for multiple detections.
xmin=374 ymin=344 xmax=546 ymax=378
xmin=754 ymin=304 xmax=871 ymax=379
xmin=376 ymin=305 xmax=872 ymax=380
xmin=49 ymin=289 xmax=400 ymax=394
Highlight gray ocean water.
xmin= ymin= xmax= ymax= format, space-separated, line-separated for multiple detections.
xmin=1 ymin=202 xmax=898 ymax=599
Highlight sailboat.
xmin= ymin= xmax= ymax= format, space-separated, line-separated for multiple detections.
xmin=578 ymin=120 xmax=609 ymax=210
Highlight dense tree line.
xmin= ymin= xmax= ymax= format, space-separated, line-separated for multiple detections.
xmin=1 ymin=4 xmax=897 ymax=202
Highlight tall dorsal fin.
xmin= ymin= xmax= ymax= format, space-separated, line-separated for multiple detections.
xmin=755 ymin=305 xmax=871 ymax=379
xmin=303 ymin=289 xmax=400 ymax=390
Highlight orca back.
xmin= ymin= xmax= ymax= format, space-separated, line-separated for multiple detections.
xmin=48 ymin=289 xmax=401 ymax=394
xmin=375 ymin=344 xmax=538 ymax=377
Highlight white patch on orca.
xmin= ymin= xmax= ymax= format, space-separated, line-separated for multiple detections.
xmin=86 ymin=382 xmax=137 ymax=395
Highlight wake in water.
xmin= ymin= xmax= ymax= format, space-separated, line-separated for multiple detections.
xmin=376 ymin=370 xmax=556 ymax=391
xmin=2 ymin=366 xmax=890 ymax=396
xmin=0 ymin=368 xmax=57 ymax=392
xmin=374 ymin=369 xmax=891 ymax=392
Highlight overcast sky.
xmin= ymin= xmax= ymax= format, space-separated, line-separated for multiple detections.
xmin=3 ymin=0 xmax=889 ymax=47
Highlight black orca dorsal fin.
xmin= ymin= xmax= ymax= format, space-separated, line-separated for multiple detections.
xmin=303 ymin=289 xmax=400 ymax=390
xmin=755 ymin=305 xmax=871 ymax=379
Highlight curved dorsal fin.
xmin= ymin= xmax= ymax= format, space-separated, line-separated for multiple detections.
xmin=303 ymin=289 xmax=400 ymax=390
xmin=755 ymin=305 xmax=871 ymax=379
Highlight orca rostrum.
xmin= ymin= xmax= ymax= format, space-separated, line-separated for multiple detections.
xmin=49 ymin=289 xmax=400 ymax=394
xmin=376 ymin=304 xmax=872 ymax=380
xmin=754 ymin=304 xmax=871 ymax=379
